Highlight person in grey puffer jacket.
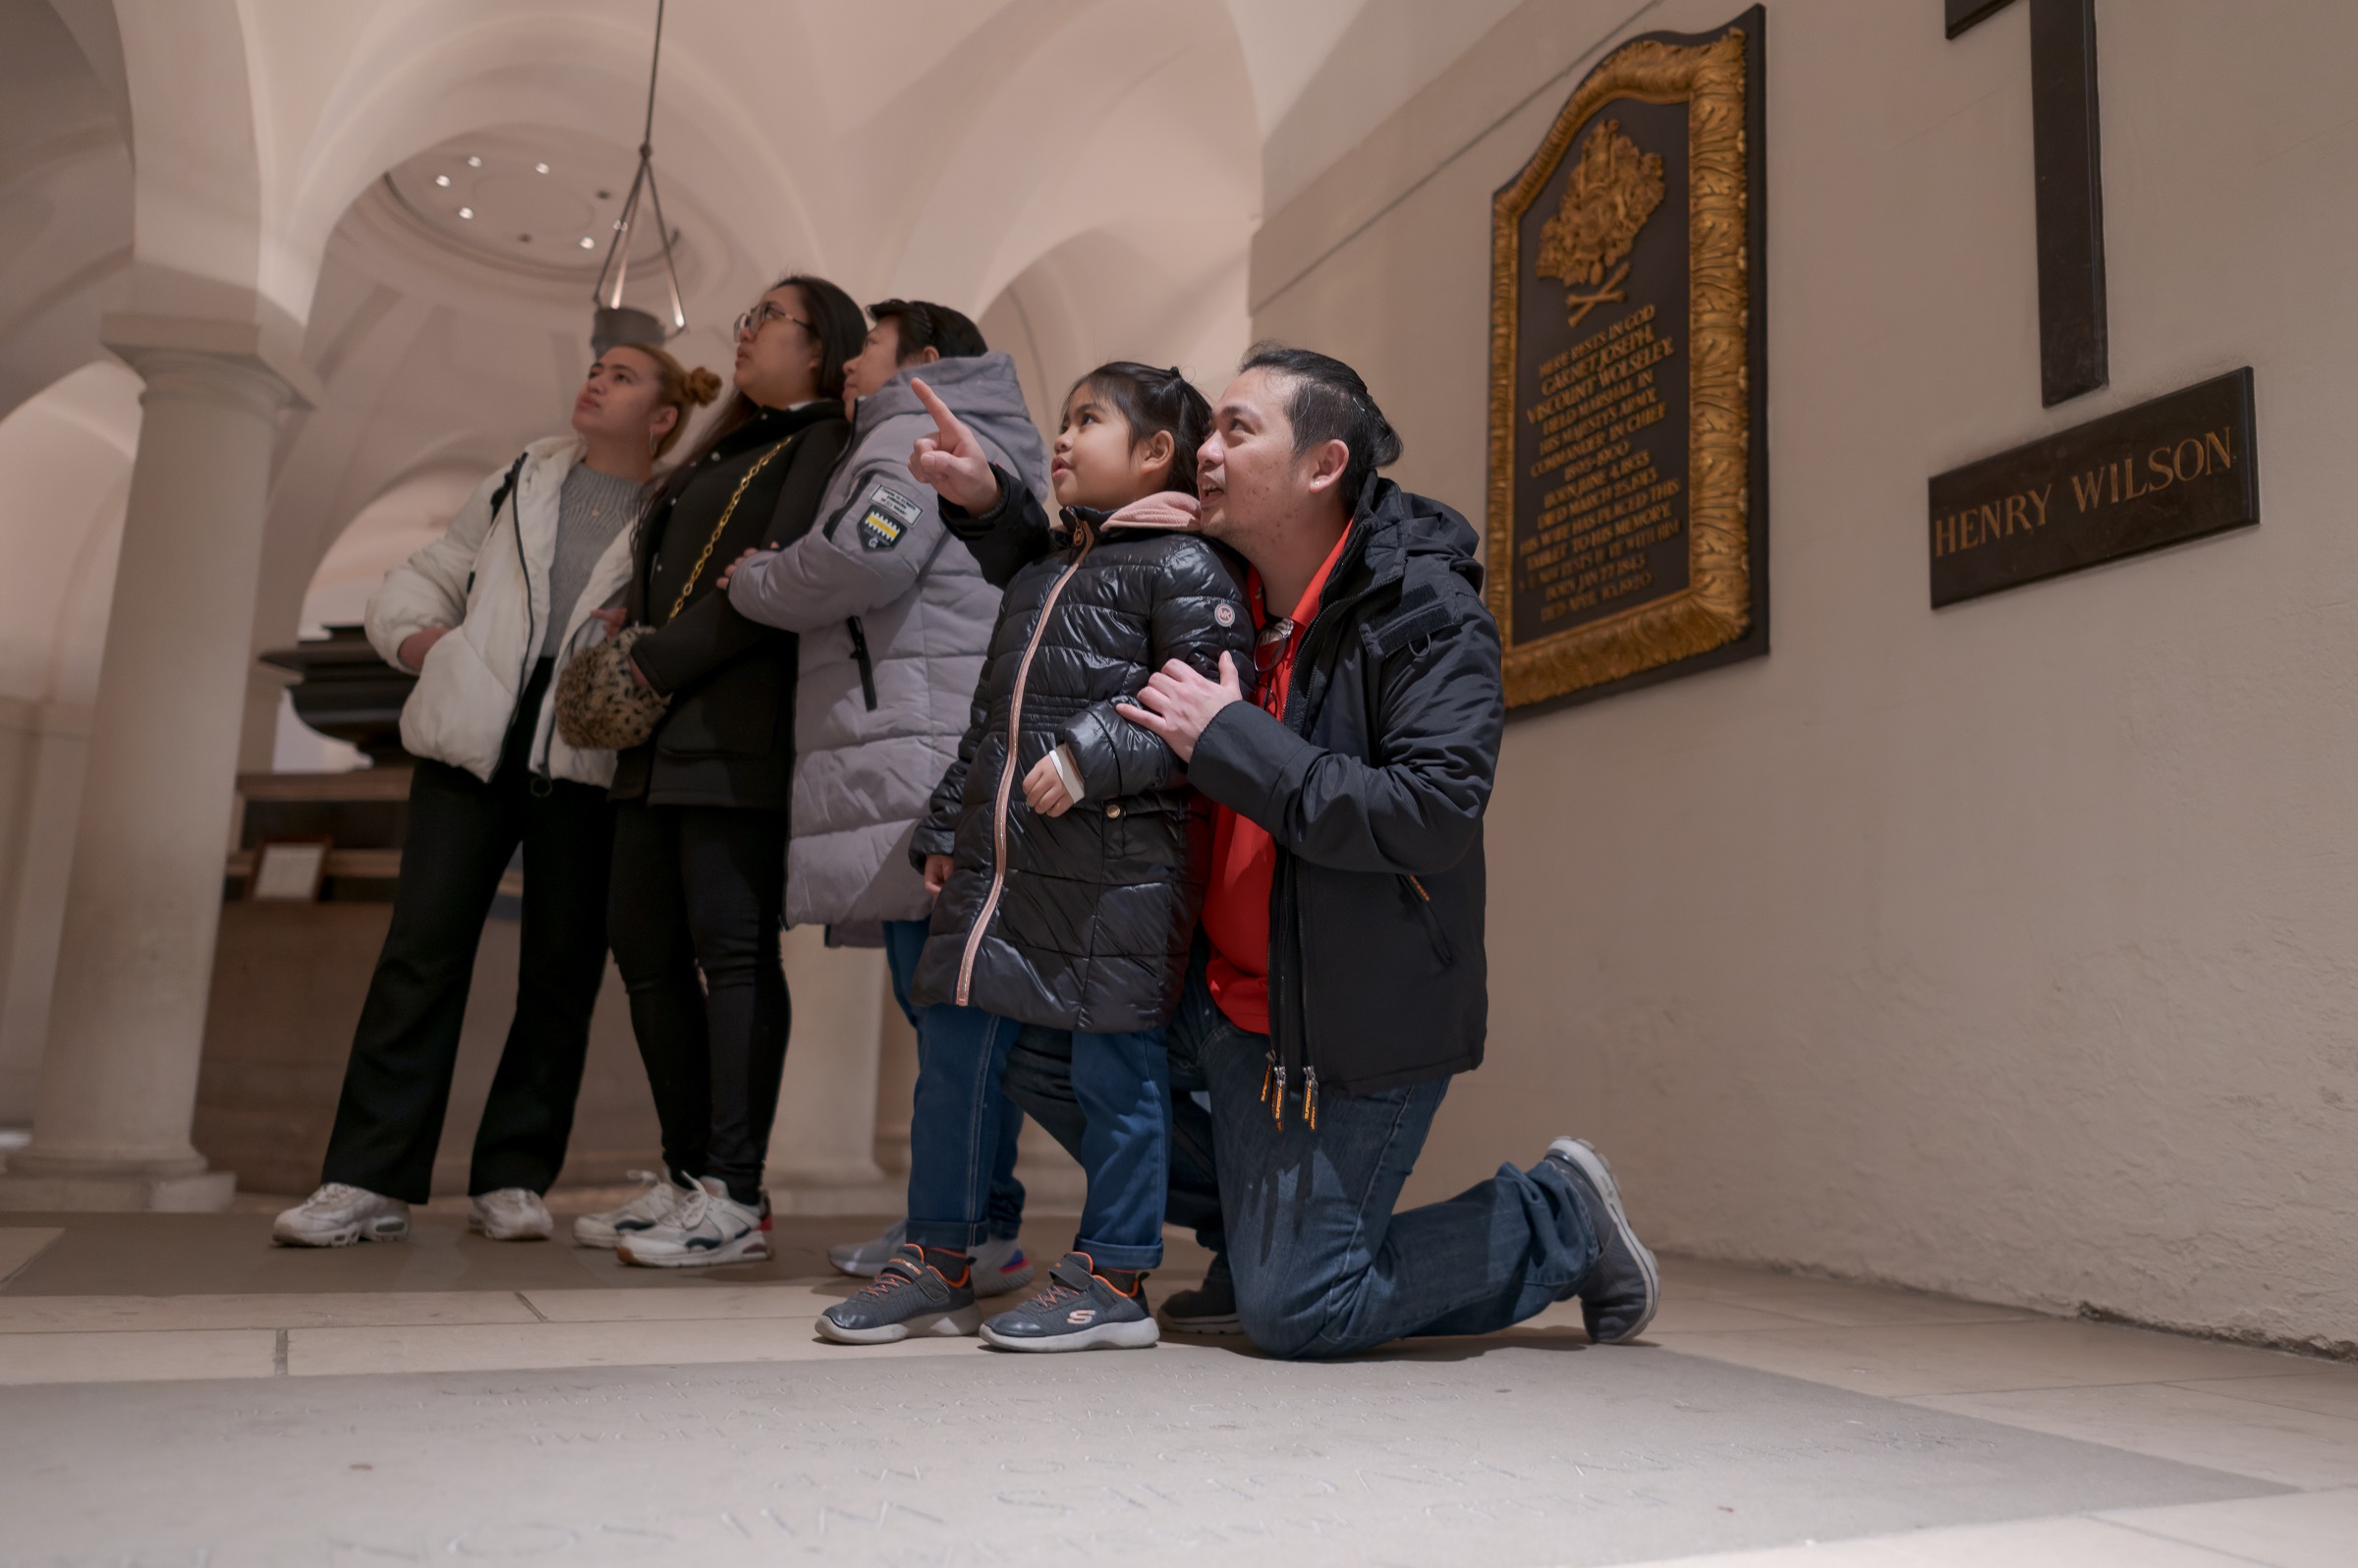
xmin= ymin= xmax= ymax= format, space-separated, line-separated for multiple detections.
xmin=723 ymin=305 xmax=1050 ymax=1298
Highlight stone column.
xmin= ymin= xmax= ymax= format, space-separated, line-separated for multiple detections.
xmin=0 ymin=318 xmax=308 ymax=1211
xmin=764 ymin=925 xmax=898 ymax=1214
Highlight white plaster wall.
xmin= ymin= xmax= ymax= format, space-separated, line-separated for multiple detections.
xmin=1252 ymin=0 xmax=2358 ymax=1351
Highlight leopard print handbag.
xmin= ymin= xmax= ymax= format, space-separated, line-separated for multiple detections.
xmin=554 ymin=624 xmax=668 ymax=752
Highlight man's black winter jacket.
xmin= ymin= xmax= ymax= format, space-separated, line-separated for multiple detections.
xmin=913 ymin=496 xmax=1253 ymax=1033
xmin=945 ymin=471 xmax=1504 ymax=1101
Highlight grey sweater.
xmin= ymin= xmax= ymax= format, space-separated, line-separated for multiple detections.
xmin=541 ymin=465 xmax=644 ymax=659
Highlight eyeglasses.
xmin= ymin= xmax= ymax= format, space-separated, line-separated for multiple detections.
xmin=1254 ymin=617 xmax=1297 ymax=673
xmin=732 ymin=301 xmax=814 ymax=342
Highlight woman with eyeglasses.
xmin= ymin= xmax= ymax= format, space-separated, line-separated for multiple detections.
xmin=586 ymin=275 xmax=863 ymax=1267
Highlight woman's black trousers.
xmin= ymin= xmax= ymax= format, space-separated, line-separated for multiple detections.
xmin=320 ymin=661 xmax=615 ymax=1203
xmin=605 ymin=801 xmax=790 ymax=1205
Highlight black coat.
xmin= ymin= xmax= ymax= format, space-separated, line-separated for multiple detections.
xmin=913 ymin=494 xmax=1254 ymax=1033
xmin=944 ymin=472 xmax=1503 ymax=1097
xmin=1186 ymin=477 xmax=1502 ymax=1098
xmin=611 ymin=401 xmax=852 ymax=809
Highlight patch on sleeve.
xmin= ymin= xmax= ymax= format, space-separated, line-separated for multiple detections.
xmin=856 ymin=484 xmax=923 ymax=551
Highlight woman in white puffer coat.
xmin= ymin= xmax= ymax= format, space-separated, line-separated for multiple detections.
xmin=273 ymin=344 xmax=720 ymax=1251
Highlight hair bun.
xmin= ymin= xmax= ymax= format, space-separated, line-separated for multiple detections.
xmin=685 ymin=366 xmax=723 ymax=406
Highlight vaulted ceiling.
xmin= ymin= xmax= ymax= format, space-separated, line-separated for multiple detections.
xmin=0 ymin=0 xmax=1565 ymax=746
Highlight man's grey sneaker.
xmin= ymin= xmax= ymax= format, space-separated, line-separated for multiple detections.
xmin=469 ymin=1187 xmax=552 ymax=1241
xmin=972 ymin=1234 xmax=1036 ymax=1296
xmin=1156 ymin=1254 xmax=1244 ymax=1335
xmin=1546 ymin=1137 xmax=1660 ymax=1344
xmin=574 ymin=1170 xmax=695 ymax=1250
xmin=980 ymin=1253 xmax=1158 ymax=1352
xmin=827 ymin=1218 xmax=906 ymax=1277
xmin=616 ymin=1176 xmax=768 ymax=1268
xmin=816 ymin=1245 xmax=982 ymax=1344
xmin=272 ymin=1183 xmax=410 ymax=1248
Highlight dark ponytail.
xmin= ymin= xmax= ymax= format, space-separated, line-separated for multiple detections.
xmin=1066 ymin=362 xmax=1214 ymax=497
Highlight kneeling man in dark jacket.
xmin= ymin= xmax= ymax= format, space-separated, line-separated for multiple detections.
xmin=939 ymin=345 xmax=1662 ymax=1360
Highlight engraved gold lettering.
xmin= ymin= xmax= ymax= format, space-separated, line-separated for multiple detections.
xmin=2146 ymin=447 xmax=2175 ymax=492
xmin=2205 ymin=428 xmax=2232 ymax=470
xmin=2026 ymin=483 xmax=2051 ymax=528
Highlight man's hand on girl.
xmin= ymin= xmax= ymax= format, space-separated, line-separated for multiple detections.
xmin=1117 ymin=652 xmax=1243 ymax=763
xmin=1022 ymin=754 xmax=1078 ymax=817
xmin=908 ymin=378 xmax=999 ymax=512
xmin=587 ymin=607 xmax=626 ymax=641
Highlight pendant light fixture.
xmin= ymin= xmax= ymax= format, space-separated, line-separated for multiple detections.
xmin=591 ymin=0 xmax=685 ymax=355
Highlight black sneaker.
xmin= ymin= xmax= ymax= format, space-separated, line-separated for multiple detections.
xmin=815 ymin=1245 xmax=981 ymax=1344
xmin=1156 ymin=1254 xmax=1244 ymax=1335
xmin=1546 ymin=1137 xmax=1660 ymax=1344
xmin=979 ymin=1253 xmax=1159 ymax=1352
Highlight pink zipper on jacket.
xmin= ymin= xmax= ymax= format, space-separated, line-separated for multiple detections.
xmin=955 ymin=521 xmax=1098 ymax=1007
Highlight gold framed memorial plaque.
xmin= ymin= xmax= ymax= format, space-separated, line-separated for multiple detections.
xmin=1488 ymin=8 xmax=1768 ymax=708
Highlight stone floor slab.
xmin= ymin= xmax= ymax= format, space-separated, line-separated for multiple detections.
xmin=1614 ymin=1514 xmax=2264 ymax=1566
xmin=0 ymin=1344 xmax=2279 ymax=1567
xmin=1907 ymin=1381 xmax=2358 ymax=1489
xmin=2099 ymin=1485 xmax=2358 ymax=1568
xmin=1655 ymin=1316 xmax=2323 ymax=1398
xmin=0 ymin=1289 xmax=538 ymax=1332
xmin=0 ymin=1326 xmax=277 ymax=1384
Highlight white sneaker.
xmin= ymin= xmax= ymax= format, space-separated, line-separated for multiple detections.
xmin=272 ymin=1183 xmax=411 ymax=1248
xmin=827 ymin=1219 xmax=907 ymax=1277
xmin=616 ymin=1177 xmax=768 ymax=1268
xmin=574 ymin=1170 xmax=695 ymax=1250
xmin=972 ymin=1234 xmax=1036 ymax=1296
xmin=469 ymin=1187 xmax=552 ymax=1241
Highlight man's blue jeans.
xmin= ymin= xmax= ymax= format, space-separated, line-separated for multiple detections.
xmin=1007 ymin=946 xmax=1600 ymax=1359
xmin=881 ymin=920 xmax=1025 ymax=1250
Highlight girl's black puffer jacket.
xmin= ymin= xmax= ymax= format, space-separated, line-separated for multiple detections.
xmin=911 ymin=495 xmax=1253 ymax=1033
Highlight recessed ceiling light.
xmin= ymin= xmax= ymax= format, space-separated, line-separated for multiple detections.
xmin=434 ymin=174 xmax=451 ymax=188
xmin=579 ymin=237 xmax=595 ymax=250
xmin=458 ymin=206 xmax=474 ymax=219
xmin=534 ymin=162 xmax=550 ymax=174
xmin=467 ymin=155 xmax=482 ymax=168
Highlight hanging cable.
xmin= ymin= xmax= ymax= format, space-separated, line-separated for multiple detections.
xmin=593 ymin=0 xmax=685 ymax=335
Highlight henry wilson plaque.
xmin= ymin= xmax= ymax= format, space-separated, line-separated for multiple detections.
xmin=1488 ymin=8 xmax=1768 ymax=708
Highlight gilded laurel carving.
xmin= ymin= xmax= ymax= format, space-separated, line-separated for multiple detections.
xmin=1536 ymin=120 xmax=1666 ymax=329
xmin=1487 ymin=28 xmax=1752 ymax=706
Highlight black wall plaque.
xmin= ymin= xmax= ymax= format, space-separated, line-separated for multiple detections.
xmin=1928 ymin=368 xmax=2258 ymax=607
xmin=1486 ymin=9 xmax=1768 ymax=709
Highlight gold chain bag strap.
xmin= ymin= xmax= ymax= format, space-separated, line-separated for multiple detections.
xmin=555 ymin=434 xmax=797 ymax=753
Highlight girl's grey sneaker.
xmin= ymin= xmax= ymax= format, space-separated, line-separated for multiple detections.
xmin=1545 ymin=1137 xmax=1660 ymax=1344
xmin=616 ymin=1177 xmax=768 ymax=1268
xmin=980 ymin=1253 xmax=1159 ymax=1352
xmin=574 ymin=1170 xmax=695 ymax=1250
xmin=272 ymin=1183 xmax=410 ymax=1247
xmin=826 ymin=1219 xmax=906 ymax=1277
xmin=1155 ymin=1254 xmax=1244 ymax=1334
xmin=816 ymin=1245 xmax=982 ymax=1344
xmin=972 ymin=1234 xmax=1035 ymax=1296
xmin=468 ymin=1187 xmax=552 ymax=1241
